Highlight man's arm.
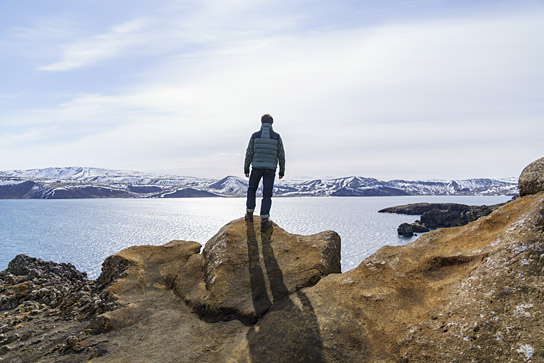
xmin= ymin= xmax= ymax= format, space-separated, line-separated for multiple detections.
xmin=244 ymin=136 xmax=254 ymax=177
xmin=278 ymin=136 xmax=285 ymax=179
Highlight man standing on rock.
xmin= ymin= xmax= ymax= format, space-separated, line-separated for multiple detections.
xmin=244 ymin=114 xmax=286 ymax=231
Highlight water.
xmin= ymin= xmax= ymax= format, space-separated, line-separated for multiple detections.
xmin=0 ymin=196 xmax=511 ymax=279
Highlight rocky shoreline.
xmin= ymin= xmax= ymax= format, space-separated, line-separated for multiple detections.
xmin=1 ymin=157 xmax=543 ymax=362
xmin=0 ymin=255 xmax=122 ymax=360
xmin=379 ymin=202 xmax=507 ymax=237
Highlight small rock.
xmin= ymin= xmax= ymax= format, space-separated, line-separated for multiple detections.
xmin=519 ymin=157 xmax=544 ymax=196
xmin=398 ymin=223 xmax=414 ymax=237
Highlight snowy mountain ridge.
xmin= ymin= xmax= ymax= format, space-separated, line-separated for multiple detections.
xmin=0 ymin=167 xmax=518 ymax=199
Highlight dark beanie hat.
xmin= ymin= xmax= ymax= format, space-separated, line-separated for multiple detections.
xmin=261 ymin=114 xmax=273 ymax=124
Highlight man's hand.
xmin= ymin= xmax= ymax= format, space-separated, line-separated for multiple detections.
xmin=245 ymin=173 xmax=249 ymax=178
xmin=279 ymin=175 xmax=284 ymax=179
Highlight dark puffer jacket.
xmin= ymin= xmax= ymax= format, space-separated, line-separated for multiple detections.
xmin=244 ymin=123 xmax=285 ymax=176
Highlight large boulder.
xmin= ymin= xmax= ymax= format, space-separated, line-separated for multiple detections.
xmin=519 ymin=157 xmax=544 ymax=196
xmin=176 ymin=218 xmax=341 ymax=323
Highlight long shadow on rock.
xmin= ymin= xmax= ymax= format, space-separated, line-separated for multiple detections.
xmin=246 ymin=223 xmax=326 ymax=363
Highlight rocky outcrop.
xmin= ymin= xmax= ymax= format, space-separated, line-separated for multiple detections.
xmin=380 ymin=202 xmax=504 ymax=235
xmin=0 ymin=255 xmax=120 ymax=360
xmin=261 ymin=191 xmax=544 ymax=362
xmin=519 ymin=157 xmax=544 ymax=196
xmin=179 ymin=220 xmax=341 ymax=323
xmin=397 ymin=221 xmax=430 ymax=237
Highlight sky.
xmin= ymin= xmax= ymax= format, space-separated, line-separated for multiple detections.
xmin=0 ymin=0 xmax=543 ymax=180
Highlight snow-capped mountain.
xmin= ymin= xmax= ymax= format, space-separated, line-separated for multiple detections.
xmin=2 ymin=167 xmax=210 ymax=187
xmin=0 ymin=167 xmax=518 ymax=199
xmin=208 ymin=176 xmax=249 ymax=195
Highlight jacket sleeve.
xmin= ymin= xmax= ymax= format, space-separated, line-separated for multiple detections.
xmin=278 ymin=136 xmax=285 ymax=177
xmin=244 ymin=136 xmax=254 ymax=174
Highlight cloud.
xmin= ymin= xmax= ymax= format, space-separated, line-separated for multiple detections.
xmin=0 ymin=93 xmax=22 ymax=99
xmin=35 ymin=1 xmax=301 ymax=72
xmin=38 ymin=17 xmax=151 ymax=71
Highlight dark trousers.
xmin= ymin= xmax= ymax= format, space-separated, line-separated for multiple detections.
xmin=246 ymin=168 xmax=276 ymax=218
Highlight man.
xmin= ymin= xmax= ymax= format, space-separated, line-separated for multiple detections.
xmin=244 ymin=114 xmax=286 ymax=231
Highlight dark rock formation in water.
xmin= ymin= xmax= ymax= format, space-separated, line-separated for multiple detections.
xmin=380 ymin=202 xmax=504 ymax=235
xmin=397 ymin=221 xmax=430 ymax=237
xmin=1 ymin=157 xmax=543 ymax=362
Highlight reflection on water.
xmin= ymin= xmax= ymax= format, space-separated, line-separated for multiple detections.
xmin=0 ymin=195 xmax=510 ymax=278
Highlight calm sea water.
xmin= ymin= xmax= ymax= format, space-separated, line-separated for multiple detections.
xmin=0 ymin=196 xmax=510 ymax=279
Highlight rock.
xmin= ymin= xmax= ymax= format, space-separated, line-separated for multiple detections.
xmin=184 ymin=219 xmax=341 ymax=323
xmin=519 ymin=156 xmax=544 ymax=196
xmin=420 ymin=207 xmax=467 ymax=229
xmin=397 ymin=221 xmax=430 ymax=237
xmin=0 ymin=255 xmax=121 ymax=362
xmin=6 ymin=254 xmax=87 ymax=281
xmin=397 ymin=223 xmax=414 ymax=237
xmin=411 ymin=220 xmax=429 ymax=233
xmin=90 ymin=219 xmax=340 ymax=326
xmin=381 ymin=202 xmax=500 ymax=232
xmin=379 ymin=203 xmax=450 ymax=215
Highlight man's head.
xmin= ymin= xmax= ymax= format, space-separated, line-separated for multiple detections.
xmin=261 ymin=114 xmax=273 ymax=124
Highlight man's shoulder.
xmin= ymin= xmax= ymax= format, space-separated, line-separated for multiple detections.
xmin=269 ymin=129 xmax=281 ymax=140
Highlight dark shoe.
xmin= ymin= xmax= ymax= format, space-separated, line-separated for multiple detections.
xmin=245 ymin=212 xmax=253 ymax=222
xmin=260 ymin=218 xmax=273 ymax=231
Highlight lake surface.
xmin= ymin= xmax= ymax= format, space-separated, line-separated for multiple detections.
xmin=0 ymin=196 xmax=511 ymax=279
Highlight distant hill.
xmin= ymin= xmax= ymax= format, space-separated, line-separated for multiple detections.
xmin=0 ymin=167 xmax=518 ymax=199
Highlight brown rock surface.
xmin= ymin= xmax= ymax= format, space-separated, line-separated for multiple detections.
xmin=179 ymin=219 xmax=341 ymax=323
xmin=519 ymin=156 xmax=544 ymax=196
xmin=221 ymin=192 xmax=543 ymax=362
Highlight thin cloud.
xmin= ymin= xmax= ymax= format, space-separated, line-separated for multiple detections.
xmin=38 ymin=17 xmax=151 ymax=71
xmin=0 ymin=93 xmax=22 ymax=99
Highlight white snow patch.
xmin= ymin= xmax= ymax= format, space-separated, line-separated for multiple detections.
xmin=514 ymin=303 xmax=533 ymax=318
xmin=517 ymin=344 xmax=536 ymax=361
xmin=511 ymin=243 xmax=528 ymax=255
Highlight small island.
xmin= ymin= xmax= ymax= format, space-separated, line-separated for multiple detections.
xmin=379 ymin=202 xmax=507 ymax=237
